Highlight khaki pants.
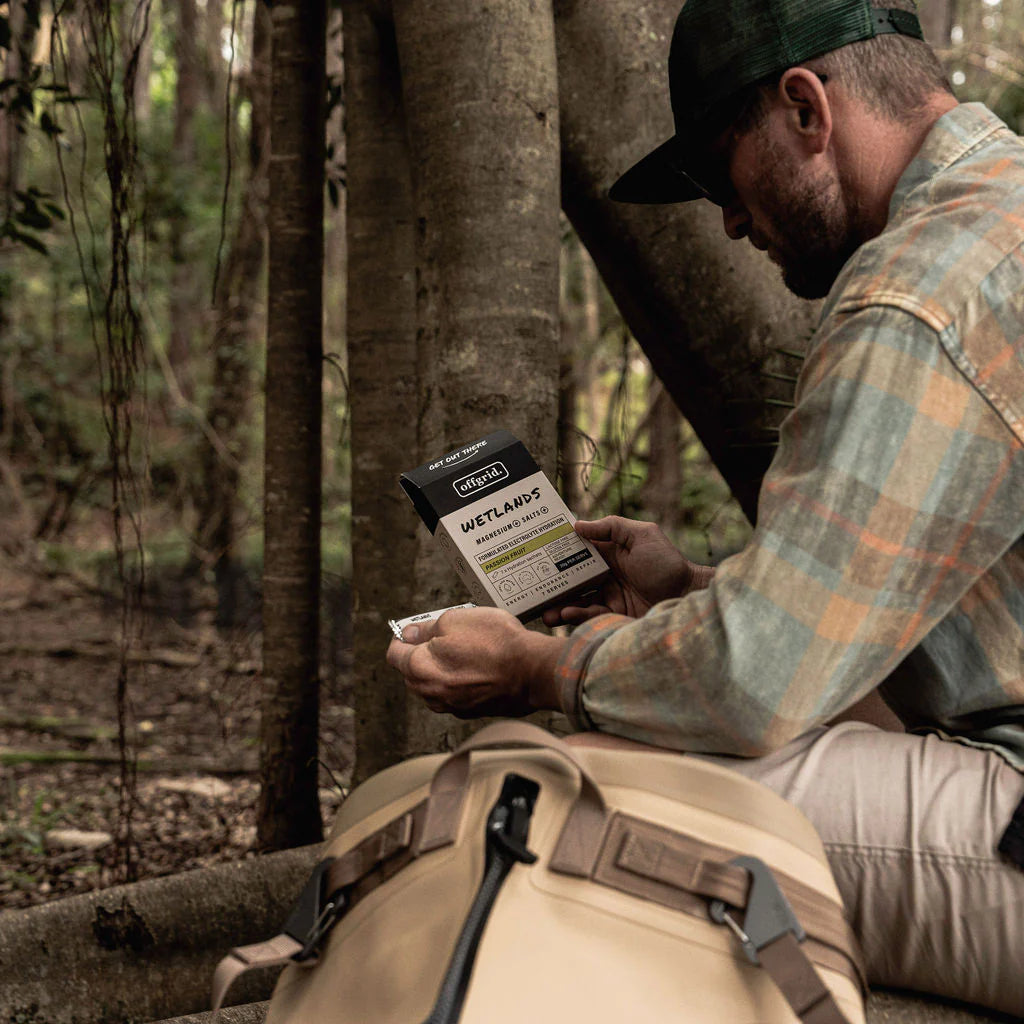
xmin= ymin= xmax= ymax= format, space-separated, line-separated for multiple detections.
xmin=569 ymin=723 xmax=1024 ymax=1015
xmin=701 ymin=723 xmax=1024 ymax=1016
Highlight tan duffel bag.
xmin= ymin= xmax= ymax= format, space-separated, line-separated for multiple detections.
xmin=213 ymin=720 xmax=866 ymax=1023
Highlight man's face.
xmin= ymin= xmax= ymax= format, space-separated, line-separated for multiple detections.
xmin=716 ymin=118 xmax=862 ymax=300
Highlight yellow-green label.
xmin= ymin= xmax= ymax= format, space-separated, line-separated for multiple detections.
xmin=480 ymin=522 xmax=574 ymax=574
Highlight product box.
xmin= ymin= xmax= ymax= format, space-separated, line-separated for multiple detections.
xmin=400 ymin=430 xmax=609 ymax=622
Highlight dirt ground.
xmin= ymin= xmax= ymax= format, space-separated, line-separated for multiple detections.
xmin=0 ymin=554 xmax=354 ymax=911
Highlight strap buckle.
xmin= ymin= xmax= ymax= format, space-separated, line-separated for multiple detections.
xmin=709 ymin=855 xmax=806 ymax=965
xmin=282 ymin=857 xmax=345 ymax=962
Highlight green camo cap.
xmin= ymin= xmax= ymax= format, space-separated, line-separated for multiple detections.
xmin=609 ymin=0 xmax=924 ymax=204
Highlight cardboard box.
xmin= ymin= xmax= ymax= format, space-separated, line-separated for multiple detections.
xmin=400 ymin=430 xmax=609 ymax=621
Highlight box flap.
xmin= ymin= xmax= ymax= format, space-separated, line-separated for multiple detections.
xmin=400 ymin=430 xmax=539 ymax=533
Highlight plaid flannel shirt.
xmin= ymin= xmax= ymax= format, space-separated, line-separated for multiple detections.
xmin=556 ymin=104 xmax=1024 ymax=769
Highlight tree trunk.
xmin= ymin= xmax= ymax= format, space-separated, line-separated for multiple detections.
xmin=556 ymin=0 xmax=820 ymax=523
xmin=391 ymin=0 xmax=562 ymax=756
xmin=152 ymin=1006 xmax=268 ymax=1024
xmin=342 ymin=0 xmax=816 ymax=768
xmin=196 ymin=0 xmax=270 ymax=629
xmin=258 ymin=0 xmax=326 ymax=851
xmin=0 ymin=1 xmax=39 ymax=446
xmin=0 ymin=2 xmax=34 ymax=220
xmin=202 ymin=0 xmax=226 ymax=106
xmin=0 ymin=846 xmax=317 ymax=1024
xmin=344 ymin=0 xmax=420 ymax=784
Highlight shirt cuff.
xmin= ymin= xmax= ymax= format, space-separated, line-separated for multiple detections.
xmin=553 ymin=612 xmax=634 ymax=731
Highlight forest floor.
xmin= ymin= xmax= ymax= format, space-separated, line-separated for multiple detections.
xmin=0 ymin=552 xmax=354 ymax=912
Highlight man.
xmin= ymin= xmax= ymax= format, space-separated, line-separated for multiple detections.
xmin=387 ymin=0 xmax=1024 ymax=1011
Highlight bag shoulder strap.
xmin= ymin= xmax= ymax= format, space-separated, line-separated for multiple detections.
xmin=602 ymin=813 xmax=866 ymax=990
xmin=759 ymin=932 xmax=851 ymax=1024
xmin=586 ymin=814 xmax=863 ymax=1023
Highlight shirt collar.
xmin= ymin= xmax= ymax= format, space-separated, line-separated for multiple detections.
xmin=888 ymin=103 xmax=1010 ymax=221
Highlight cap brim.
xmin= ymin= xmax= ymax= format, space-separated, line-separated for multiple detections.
xmin=608 ymin=136 xmax=707 ymax=205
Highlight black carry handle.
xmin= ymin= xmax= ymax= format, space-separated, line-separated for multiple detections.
xmin=420 ymin=773 xmax=540 ymax=1024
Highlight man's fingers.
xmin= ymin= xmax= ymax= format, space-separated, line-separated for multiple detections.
xmin=540 ymin=605 xmax=588 ymax=626
xmin=385 ymin=636 xmax=418 ymax=674
xmin=398 ymin=615 xmax=448 ymax=645
xmin=387 ymin=624 xmax=446 ymax=664
xmin=556 ymin=604 xmax=613 ymax=624
xmin=575 ymin=515 xmax=641 ymax=549
xmin=573 ymin=517 xmax=617 ymax=542
xmin=541 ymin=607 xmax=564 ymax=627
xmin=387 ymin=607 xmax=501 ymax=678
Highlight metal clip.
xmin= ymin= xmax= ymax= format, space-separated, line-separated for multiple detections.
xmin=709 ymin=855 xmax=806 ymax=965
xmin=281 ymin=858 xmax=345 ymax=962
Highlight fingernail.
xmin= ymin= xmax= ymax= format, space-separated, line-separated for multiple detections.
xmin=403 ymin=625 xmax=420 ymax=642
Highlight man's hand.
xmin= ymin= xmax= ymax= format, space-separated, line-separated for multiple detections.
xmin=542 ymin=516 xmax=713 ymax=626
xmin=385 ymin=605 xmax=566 ymax=718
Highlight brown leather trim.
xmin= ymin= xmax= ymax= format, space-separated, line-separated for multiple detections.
xmin=611 ymin=816 xmax=749 ymax=905
xmin=759 ymin=932 xmax=850 ymax=1024
xmin=589 ymin=813 xmax=866 ymax=995
xmin=592 ymin=813 xmax=718 ymax=918
xmin=326 ymin=806 xmax=416 ymax=891
xmin=329 ymin=799 xmax=429 ymax=910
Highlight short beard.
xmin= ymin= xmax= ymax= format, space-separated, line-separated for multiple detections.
xmin=776 ymin=197 xmax=860 ymax=300
xmin=761 ymin=144 xmax=861 ymax=300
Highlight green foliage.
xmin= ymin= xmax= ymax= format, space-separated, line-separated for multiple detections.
xmin=2 ymin=185 xmax=65 ymax=254
xmin=0 ymin=0 xmax=77 ymax=255
xmin=0 ymin=787 xmax=81 ymax=857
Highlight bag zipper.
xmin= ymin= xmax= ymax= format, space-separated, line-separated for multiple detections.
xmin=420 ymin=772 xmax=540 ymax=1024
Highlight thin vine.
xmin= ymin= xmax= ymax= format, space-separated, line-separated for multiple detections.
xmin=51 ymin=0 xmax=153 ymax=884
xmin=212 ymin=0 xmax=242 ymax=303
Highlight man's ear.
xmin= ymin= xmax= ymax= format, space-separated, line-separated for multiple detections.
xmin=776 ymin=67 xmax=831 ymax=154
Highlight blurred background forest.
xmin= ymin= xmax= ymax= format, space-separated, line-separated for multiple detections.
xmin=2 ymin=0 xmax=1024 ymax=910
xmin=0 ymin=0 xmax=746 ymax=600
xmin=5 ymin=0 xmax=1024 ymax=592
